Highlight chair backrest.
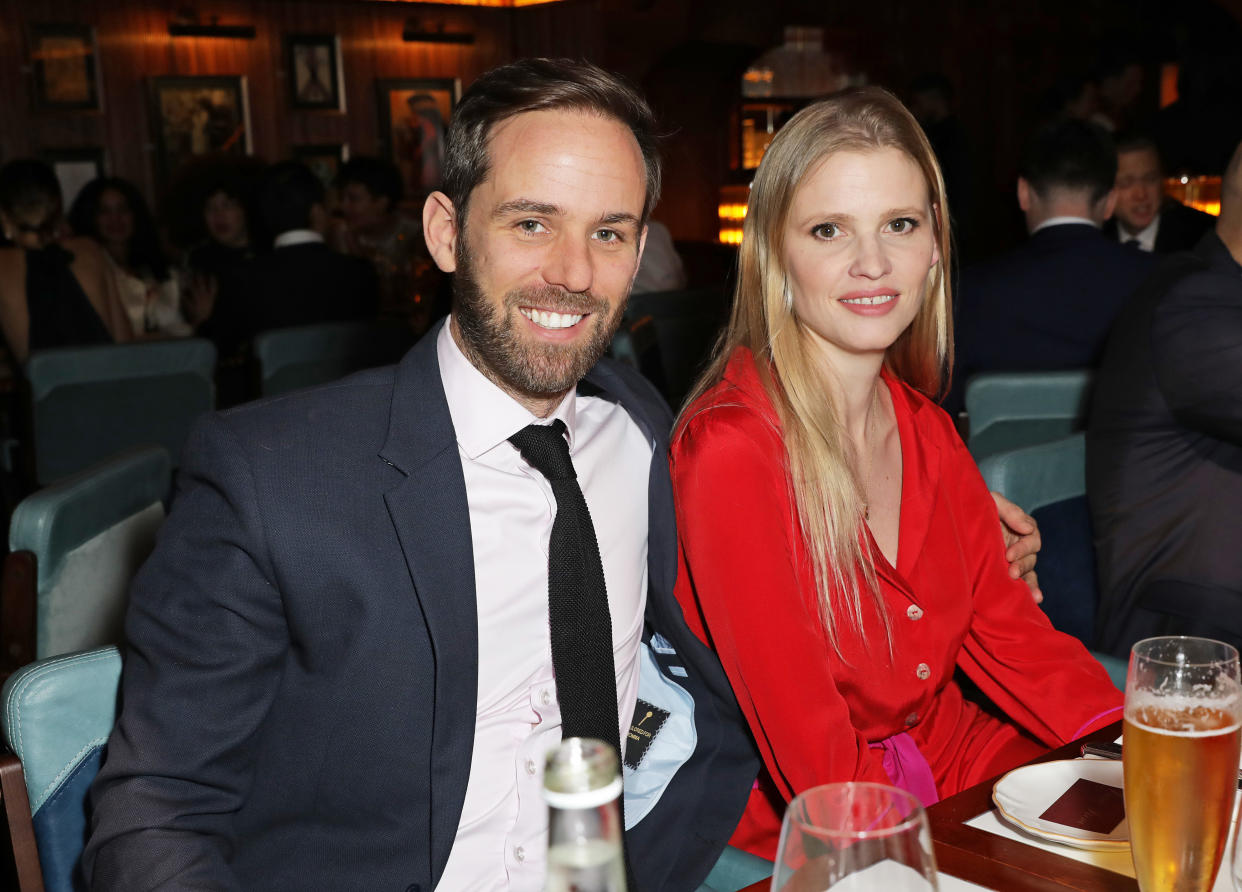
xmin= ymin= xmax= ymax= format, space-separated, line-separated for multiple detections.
xmin=965 ymin=369 xmax=1092 ymax=460
xmin=9 ymin=447 xmax=170 ymax=661
xmin=25 ymin=339 xmax=215 ymax=486
xmin=978 ymin=433 xmax=1099 ymax=647
xmin=253 ymin=321 xmax=414 ymax=397
xmin=1 ymin=646 xmax=122 ymax=892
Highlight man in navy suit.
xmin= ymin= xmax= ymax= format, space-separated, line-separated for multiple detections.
xmin=947 ymin=119 xmax=1157 ymax=414
xmin=1101 ymin=134 xmax=1217 ymax=254
xmin=84 ymin=59 xmax=757 ymax=892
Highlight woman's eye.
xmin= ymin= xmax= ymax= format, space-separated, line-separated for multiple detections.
xmin=890 ymin=217 xmax=919 ymax=234
xmin=812 ymin=223 xmax=839 ymax=239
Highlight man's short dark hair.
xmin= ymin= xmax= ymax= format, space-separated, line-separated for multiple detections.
xmin=1021 ymin=118 xmax=1117 ymax=204
xmin=0 ymin=159 xmax=61 ymax=219
xmin=259 ymin=161 xmax=325 ymax=237
xmin=336 ymin=156 xmax=403 ymax=209
xmin=1115 ymin=132 xmax=1162 ymax=164
xmin=442 ymin=57 xmax=661 ymax=227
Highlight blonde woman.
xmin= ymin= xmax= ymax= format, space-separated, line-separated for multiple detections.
xmin=670 ymin=87 xmax=1122 ymax=858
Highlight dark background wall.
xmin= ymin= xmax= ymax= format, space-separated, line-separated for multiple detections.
xmin=3 ymin=0 xmax=1240 ymax=261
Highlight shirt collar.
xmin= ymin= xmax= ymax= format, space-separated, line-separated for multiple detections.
xmin=1032 ymin=216 xmax=1099 ymax=234
xmin=273 ymin=229 xmax=324 ymax=249
xmin=436 ymin=316 xmax=577 ymax=461
xmin=1116 ymin=215 xmax=1160 ymax=251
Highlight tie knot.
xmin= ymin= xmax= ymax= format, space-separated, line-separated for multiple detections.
xmin=509 ymin=419 xmax=576 ymax=481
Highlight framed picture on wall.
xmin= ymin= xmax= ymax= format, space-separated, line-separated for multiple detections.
xmin=148 ymin=76 xmax=251 ymax=181
xmin=376 ymin=78 xmax=459 ymax=204
xmin=43 ymin=146 xmax=106 ymax=209
xmin=29 ymin=23 xmax=102 ymax=112
xmin=286 ymin=34 xmax=344 ymax=111
xmin=292 ymin=143 xmax=349 ymax=188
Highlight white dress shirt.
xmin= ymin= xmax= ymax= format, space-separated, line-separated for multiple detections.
xmin=435 ymin=319 xmax=651 ymax=891
xmin=1115 ymin=215 xmax=1160 ymax=252
xmin=272 ymin=228 xmax=325 ymax=249
xmin=1032 ymin=215 xmax=1100 ymax=233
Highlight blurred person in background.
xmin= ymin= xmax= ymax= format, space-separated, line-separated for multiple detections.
xmin=1102 ymin=134 xmax=1216 ymax=253
xmin=244 ymin=161 xmax=378 ymax=335
xmin=332 ymin=156 xmax=439 ymax=334
xmin=182 ymin=174 xmax=256 ymax=406
xmin=0 ymin=159 xmax=131 ymax=365
xmin=69 ymin=177 xmax=191 ymax=337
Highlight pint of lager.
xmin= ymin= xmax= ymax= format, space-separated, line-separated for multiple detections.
xmin=1124 ymin=637 xmax=1242 ymax=892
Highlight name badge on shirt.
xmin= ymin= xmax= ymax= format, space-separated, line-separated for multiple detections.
xmin=624 ymin=699 xmax=670 ymax=770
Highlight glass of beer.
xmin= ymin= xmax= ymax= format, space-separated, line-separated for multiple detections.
xmin=1124 ymin=636 xmax=1241 ymax=892
xmin=771 ymin=782 xmax=937 ymax=891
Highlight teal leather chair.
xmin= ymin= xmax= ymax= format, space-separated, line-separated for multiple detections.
xmin=978 ymin=433 xmax=1126 ymax=689
xmin=1 ymin=645 xmax=122 ymax=892
xmin=965 ymin=369 xmax=1093 ymax=460
xmin=24 ymin=339 xmax=215 ymax=486
xmin=1 ymin=447 xmax=169 ymax=673
xmin=697 ymin=845 xmax=773 ymax=891
xmin=253 ymin=320 xmax=414 ymax=398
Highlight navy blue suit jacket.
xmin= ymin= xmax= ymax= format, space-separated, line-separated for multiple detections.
xmin=947 ymin=222 xmax=1157 ymax=414
xmin=84 ymin=321 xmax=757 ymax=891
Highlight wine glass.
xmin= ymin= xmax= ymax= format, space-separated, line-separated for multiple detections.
xmin=771 ymin=782 xmax=938 ymax=891
xmin=1123 ymin=636 xmax=1241 ymax=892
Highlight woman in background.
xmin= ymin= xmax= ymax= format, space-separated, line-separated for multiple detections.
xmin=0 ymin=160 xmax=131 ymax=365
xmin=69 ymin=177 xmax=191 ymax=337
xmin=670 ymin=87 xmax=1122 ymax=858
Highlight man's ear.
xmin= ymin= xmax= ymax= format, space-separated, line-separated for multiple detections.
xmin=1016 ymin=177 xmax=1032 ymax=213
xmin=423 ymin=191 xmax=459 ymax=273
xmin=1095 ymin=187 xmax=1118 ymax=224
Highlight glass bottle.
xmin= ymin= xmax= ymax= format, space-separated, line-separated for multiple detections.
xmin=543 ymin=737 xmax=627 ymax=892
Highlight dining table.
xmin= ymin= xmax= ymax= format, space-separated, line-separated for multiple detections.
xmin=734 ymin=718 xmax=1240 ymax=892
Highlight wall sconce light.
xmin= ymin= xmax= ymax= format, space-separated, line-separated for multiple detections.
xmin=168 ymin=9 xmax=256 ymax=39
xmin=402 ymin=19 xmax=475 ymax=44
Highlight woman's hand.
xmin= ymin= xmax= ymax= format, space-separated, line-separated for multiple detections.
xmin=183 ymin=273 xmax=218 ymax=327
xmin=992 ymin=492 xmax=1042 ymax=603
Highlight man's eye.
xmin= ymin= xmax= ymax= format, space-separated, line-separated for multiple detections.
xmin=518 ymin=220 xmax=546 ymax=234
xmin=812 ymin=223 xmax=839 ymax=239
xmin=595 ymin=229 xmax=620 ymax=243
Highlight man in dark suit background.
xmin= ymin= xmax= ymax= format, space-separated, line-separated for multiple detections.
xmin=84 ymin=59 xmax=758 ymax=892
xmin=246 ymin=161 xmax=379 ymax=334
xmin=948 ymin=119 xmax=1157 ymax=414
xmin=1102 ymin=134 xmax=1217 ymax=253
xmin=1089 ymin=140 xmax=1242 ymax=658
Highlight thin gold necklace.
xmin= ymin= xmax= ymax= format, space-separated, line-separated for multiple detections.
xmin=861 ymin=384 xmax=881 ymax=522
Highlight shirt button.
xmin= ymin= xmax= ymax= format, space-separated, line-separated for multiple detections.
xmin=515 ymin=845 xmax=526 ymax=863
xmin=906 ymin=712 xmax=919 ymax=726
xmin=907 ymin=604 xmax=924 ymax=621
xmin=525 ymin=759 xmax=537 ymax=776
xmin=540 ymin=689 xmax=553 ymax=706
xmin=915 ymin=662 xmax=931 ymax=680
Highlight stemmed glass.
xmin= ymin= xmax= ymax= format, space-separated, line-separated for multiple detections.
xmin=771 ymin=782 xmax=938 ymax=891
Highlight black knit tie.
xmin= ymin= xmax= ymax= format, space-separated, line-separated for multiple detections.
xmin=509 ymin=419 xmax=621 ymax=757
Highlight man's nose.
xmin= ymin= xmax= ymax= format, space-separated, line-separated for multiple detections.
xmin=542 ymin=236 xmax=593 ymax=294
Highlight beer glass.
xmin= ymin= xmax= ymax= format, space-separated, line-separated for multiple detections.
xmin=1124 ymin=636 xmax=1241 ymax=892
xmin=771 ymin=782 xmax=937 ymax=891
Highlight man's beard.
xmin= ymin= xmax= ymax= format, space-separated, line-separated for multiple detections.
xmin=452 ymin=244 xmax=628 ymax=401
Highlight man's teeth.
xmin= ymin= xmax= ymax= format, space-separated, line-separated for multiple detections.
xmin=841 ymin=294 xmax=896 ymax=306
xmin=521 ymin=308 xmax=584 ymax=329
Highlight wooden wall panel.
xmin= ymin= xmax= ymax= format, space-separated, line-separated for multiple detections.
xmin=0 ymin=0 xmax=604 ymax=211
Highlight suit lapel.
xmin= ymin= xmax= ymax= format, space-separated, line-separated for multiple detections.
xmin=379 ymin=322 xmax=478 ymax=886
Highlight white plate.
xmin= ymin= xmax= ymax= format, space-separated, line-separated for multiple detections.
xmin=991 ymin=759 xmax=1129 ymax=851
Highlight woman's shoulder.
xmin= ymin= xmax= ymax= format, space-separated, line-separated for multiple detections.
xmin=676 ymin=350 xmax=779 ymax=438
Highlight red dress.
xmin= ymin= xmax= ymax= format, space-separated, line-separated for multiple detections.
xmin=671 ymin=348 xmax=1122 ymax=858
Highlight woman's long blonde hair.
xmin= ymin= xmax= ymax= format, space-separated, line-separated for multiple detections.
xmin=677 ymin=86 xmax=953 ymax=655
